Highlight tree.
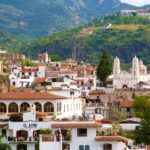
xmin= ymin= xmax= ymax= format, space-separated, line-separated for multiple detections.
xmin=50 ymin=55 xmax=61 ymax=62
xmin=108 ymin=107 xmax=127 ymax=122
xmin=135 ymin=109 xmax=150 ymax=144
xmin=96 ymin=50 xmax=112 ymax=86
xmin=133 ymin=96 xmax=150 ymax=144
xmin=133 ymin=96 xmax=150 ymax=118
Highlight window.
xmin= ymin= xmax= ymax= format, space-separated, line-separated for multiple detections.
xmin=79 ymin=145 xmax=84 ymax=150
xmin=95 ymin=108 xmax=101 ymax=114
xmin=2 ymin=129 xmax=6 ymax=136
xmin=88 ymin=87 xmax=91 ymax=90
xmin=0 ymin=103 xmax=6 ymax=113
xmin=126 ymin=108 xmax=131 ymax=112
xmin=44 ymin=102 xmax=54 ymax=113
xmin=59 ymin=102 xmax=62 ymax=112
xmin=12 ymin=82 xmax=16 ymax=86
xmin=34 ymin=102 xmax=42 ymax=112
xmin=9 ymin=103 xmax=18 ymax=112
xmin=70 ymin=91 xmax=74 ymax=96
xmin=103 ymin=143 xmax=112 ymax=150
xmin=77 ymin=128 xmax=87 ymax=137
xmin=20 ymin=102 xmax=30 ymax=112
xmin=85 ymin=145 xmax=90 ymax=150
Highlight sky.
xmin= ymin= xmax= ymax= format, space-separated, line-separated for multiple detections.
xmin=121 ymin=0 xmax=150 ymax=6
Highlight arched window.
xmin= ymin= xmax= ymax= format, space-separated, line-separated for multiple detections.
xmin=85 ymin=145 xmax=90 ymax=150
xmin=34 ymin=102 xmax=42 ymax=112
xmin=79 ymin=145 xmax=84 ymax=150
xmin=9 ymin=102 xmax=18 ymax=113
xmin=0 ymin=103 xmax=6 ymax=113
xmin=20 ymin=103 xmax=30 ymax=112
xmin=44 ymin=102 xmax=54 ymax=113
xmin=103 ymin=143 xmax=112 ymax=150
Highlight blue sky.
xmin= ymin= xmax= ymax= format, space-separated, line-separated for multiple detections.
xmin=121 ymin=0 xmax=150 ymax=6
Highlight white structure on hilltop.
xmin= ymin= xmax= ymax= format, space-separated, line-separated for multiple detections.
xmin=113 ymin=56 xmax=150 ymax=89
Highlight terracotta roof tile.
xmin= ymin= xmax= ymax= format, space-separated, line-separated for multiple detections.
xmin=120 ymin=100 xmax=133 ymax=108
xmin=95 ymin=136 xmax=128 ymax=142
xmin=0 ymin=92 xmax=66 ymax=100
xmin=52 ymin=122 xmax=101 ymax=128
xmin=35 ymin=78 xmax=46 ymax=83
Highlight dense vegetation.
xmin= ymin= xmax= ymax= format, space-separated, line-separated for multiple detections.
xmin=133 ymin=96 xmax=150 ymax=144
xmin=18 ymin=15 xmax=150 ymax=67
xmin=1 ymin=15 xmax=150 ymax=67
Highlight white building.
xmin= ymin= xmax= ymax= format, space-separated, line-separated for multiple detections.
xmin=113 ymin=56 xmax=150 ymax=89
xmin=7 ymin=105 xmax=50 ymax=150
xmin=39 ymin=121 xmax=131 ymax=150
xmin=0 ymin=90 xmax=82 ymax=119
xmin=9 ymin=65 xmax=46 ymax=88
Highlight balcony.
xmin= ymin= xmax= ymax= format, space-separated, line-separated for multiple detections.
xmin=8 ymin=137 xmax=38 ymax=143
xmin=55 ymin=135 xmax=72 ymax=142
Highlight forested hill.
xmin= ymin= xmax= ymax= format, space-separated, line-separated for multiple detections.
xmin=19 ymin=15 xmax=150 ymax=67
xmin=0 ymin=0 xmax=135 ymax=37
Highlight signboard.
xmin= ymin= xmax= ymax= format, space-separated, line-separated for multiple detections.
xmin=23 ymin=123 xmax=37 ymax=129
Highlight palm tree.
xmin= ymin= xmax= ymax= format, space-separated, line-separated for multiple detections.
xmin=111 ymin=124 xmax=121 ymax=135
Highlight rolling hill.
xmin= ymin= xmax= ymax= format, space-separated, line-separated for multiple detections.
xmin=0 ymin=0 xmax=135 ymax=37
xmin=19 ymin=15 xmax=150 ymax=67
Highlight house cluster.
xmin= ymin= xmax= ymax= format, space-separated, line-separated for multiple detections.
xmin=121 ymin=9 xmax=150 ymax=18
xmin=0 ymin=52 xmax=147 ymax=150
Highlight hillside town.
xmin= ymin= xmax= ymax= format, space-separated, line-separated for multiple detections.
xmin=0 ymin=49 xmax=149 ymax=150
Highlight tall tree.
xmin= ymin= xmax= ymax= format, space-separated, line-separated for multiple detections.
xmin=96 ymin=50 xmax=112 ymax=86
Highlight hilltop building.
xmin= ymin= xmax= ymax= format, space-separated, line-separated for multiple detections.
xmin=0 ymin=49 xmax=25 ymax=65
xmin=121 ymin=9 xmax=150 ymax=18
xmin=113 ymin=56 xmax=150 ymax=89
xmin=38 ymin=52 xmax=50 ymax=64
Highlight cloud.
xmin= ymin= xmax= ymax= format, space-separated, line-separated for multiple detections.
xmin=121 ymin=0 xmax=150 ymax=6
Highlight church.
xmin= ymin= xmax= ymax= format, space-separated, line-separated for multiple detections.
xmin=113 ymin=56 xmax=150 ymax=89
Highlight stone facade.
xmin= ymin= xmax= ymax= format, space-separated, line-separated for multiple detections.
xmin=113 ymin=56 xmax=150 ymax=89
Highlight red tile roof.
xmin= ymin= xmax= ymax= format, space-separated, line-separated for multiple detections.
xmin=95 ymin=136 xmax=128 ymax=142
xmin=120 ymin=100 xmax=133 ymax=108
xmin=35 ymin=78 xmax=46 ymax=83
xmin=0 ymin=92 xmax=66 ymax=100
xmin=51 ymin=122 xmax=101 ymax=128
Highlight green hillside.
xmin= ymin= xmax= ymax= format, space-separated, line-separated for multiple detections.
xmin=1 ymin=15 xmax=150 ymax=68
xmin=0 ymin=0 xmax=135 ymax=37
xmin=19 ymin=15 xmax=150 ymax=66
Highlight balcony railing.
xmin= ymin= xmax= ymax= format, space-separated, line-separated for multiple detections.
xmin=56 ymin=135 xmax=72 ymax=142
xmin=8 ymin=137 xmax=39 ymax=142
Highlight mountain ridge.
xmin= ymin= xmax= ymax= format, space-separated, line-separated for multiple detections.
xmin=0 ymin=0 xmax=135 ymax=37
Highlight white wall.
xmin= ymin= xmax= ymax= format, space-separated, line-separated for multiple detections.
xmin=40 ymin=141 xmax=60 ymax=150
xmin=120 ymin=123 xmax=140 ymax=131
xmin=9 ymin=121 xmax=50 ymax=137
